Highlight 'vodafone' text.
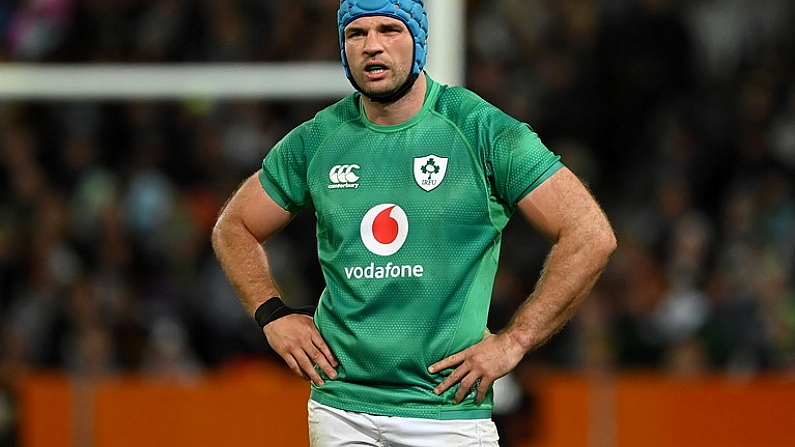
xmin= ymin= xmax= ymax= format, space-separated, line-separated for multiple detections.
xmin=344 ymin=262 xmax=424 ymax=280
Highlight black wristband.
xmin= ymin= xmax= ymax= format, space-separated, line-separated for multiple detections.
xmin=254 ymin=297 xmax=316 ymax=329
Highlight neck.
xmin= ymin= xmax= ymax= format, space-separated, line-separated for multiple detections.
xmin=362 ymin=72 xmax=427 ymax=126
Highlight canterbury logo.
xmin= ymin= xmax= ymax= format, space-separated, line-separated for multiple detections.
xmin=328 ymin=164 xmax=360 ymax=189
xmin=329 ymin=164 xmax=360 ymax=183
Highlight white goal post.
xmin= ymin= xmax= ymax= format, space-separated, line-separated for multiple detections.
xmin=0 ymin=0 xmax=464 ymax=100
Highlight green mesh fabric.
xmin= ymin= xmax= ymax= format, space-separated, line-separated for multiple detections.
xmin=259 ymin=76 xmax=562 ymax=419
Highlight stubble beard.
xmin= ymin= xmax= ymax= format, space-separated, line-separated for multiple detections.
xmin=357 ymin=65 xmax=411 ymax=100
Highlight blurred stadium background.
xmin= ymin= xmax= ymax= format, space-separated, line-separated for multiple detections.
xmin=1 ymin=0 xmax=794 ymax=446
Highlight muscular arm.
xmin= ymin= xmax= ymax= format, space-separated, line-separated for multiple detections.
xmin=212 ymin=173 xmax=338 ymax=384
xmin=211 ymin=174 xmax=292 ymax=315
xmin=429 ymin=167 xmax=616 ymax=402
xmin=503 ymin=166 xmax=616 ymax=353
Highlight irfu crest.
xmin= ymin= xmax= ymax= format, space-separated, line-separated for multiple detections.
xmin=413 ymin=154 xmax=448 ymax=192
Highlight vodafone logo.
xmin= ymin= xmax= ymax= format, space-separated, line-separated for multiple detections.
xmin=347 ymin=204 xmax=422 ymax=279
xmin=360 ymin=204 xmax=409 ymax=256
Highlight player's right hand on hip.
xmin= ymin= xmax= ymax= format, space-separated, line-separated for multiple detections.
xmin=264 ymin=314 xmax=339 ymax=386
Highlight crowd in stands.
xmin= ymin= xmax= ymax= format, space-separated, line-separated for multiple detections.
xmin=1 ymin=0 xmax=795 ymax=445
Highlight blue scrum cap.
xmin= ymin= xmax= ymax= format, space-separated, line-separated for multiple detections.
xmin=338 ymin=0 xmax=429 ymax=79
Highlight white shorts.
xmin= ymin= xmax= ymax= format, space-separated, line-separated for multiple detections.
xmin=308 ymin=399 xmax=500 ymax=447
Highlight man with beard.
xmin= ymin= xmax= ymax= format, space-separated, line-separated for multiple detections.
xmin=211 ymin=1 xmax=616 ymax=445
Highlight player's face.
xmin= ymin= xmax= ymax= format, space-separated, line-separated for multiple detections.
xmin=343 ymin=16 xmax=414 ymax=98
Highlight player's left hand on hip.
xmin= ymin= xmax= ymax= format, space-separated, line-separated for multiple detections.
xmin=427 ymin=331 xmax=523 ymax=404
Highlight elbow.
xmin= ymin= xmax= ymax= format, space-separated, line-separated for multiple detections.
xmin=569 ymin=215 xmax=616 ymax=267
xmin=210 ymin=212 xmax=229 ymax=255
xmin=593 ymin=225 xmax=617 ymax=266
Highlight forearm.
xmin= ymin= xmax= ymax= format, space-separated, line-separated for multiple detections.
xmin=211 ymin=218 xmax=282 ymax=316
xmin=428 ymin=228 xmax=614 ymax=404
xmin=502 ymin=229 xmax=615 ymax=355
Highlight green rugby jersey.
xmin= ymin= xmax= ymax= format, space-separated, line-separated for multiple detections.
xmin=258 ymin=76 xmax=562 ymax=420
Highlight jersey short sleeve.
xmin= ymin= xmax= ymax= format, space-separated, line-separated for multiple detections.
xmin=258 ymin=124 xmax=313 ymax=213
xmin=488 ymin=123 xmax=562 ymax=207
xmin=434 ymin=86 xmax=562 ymax=209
